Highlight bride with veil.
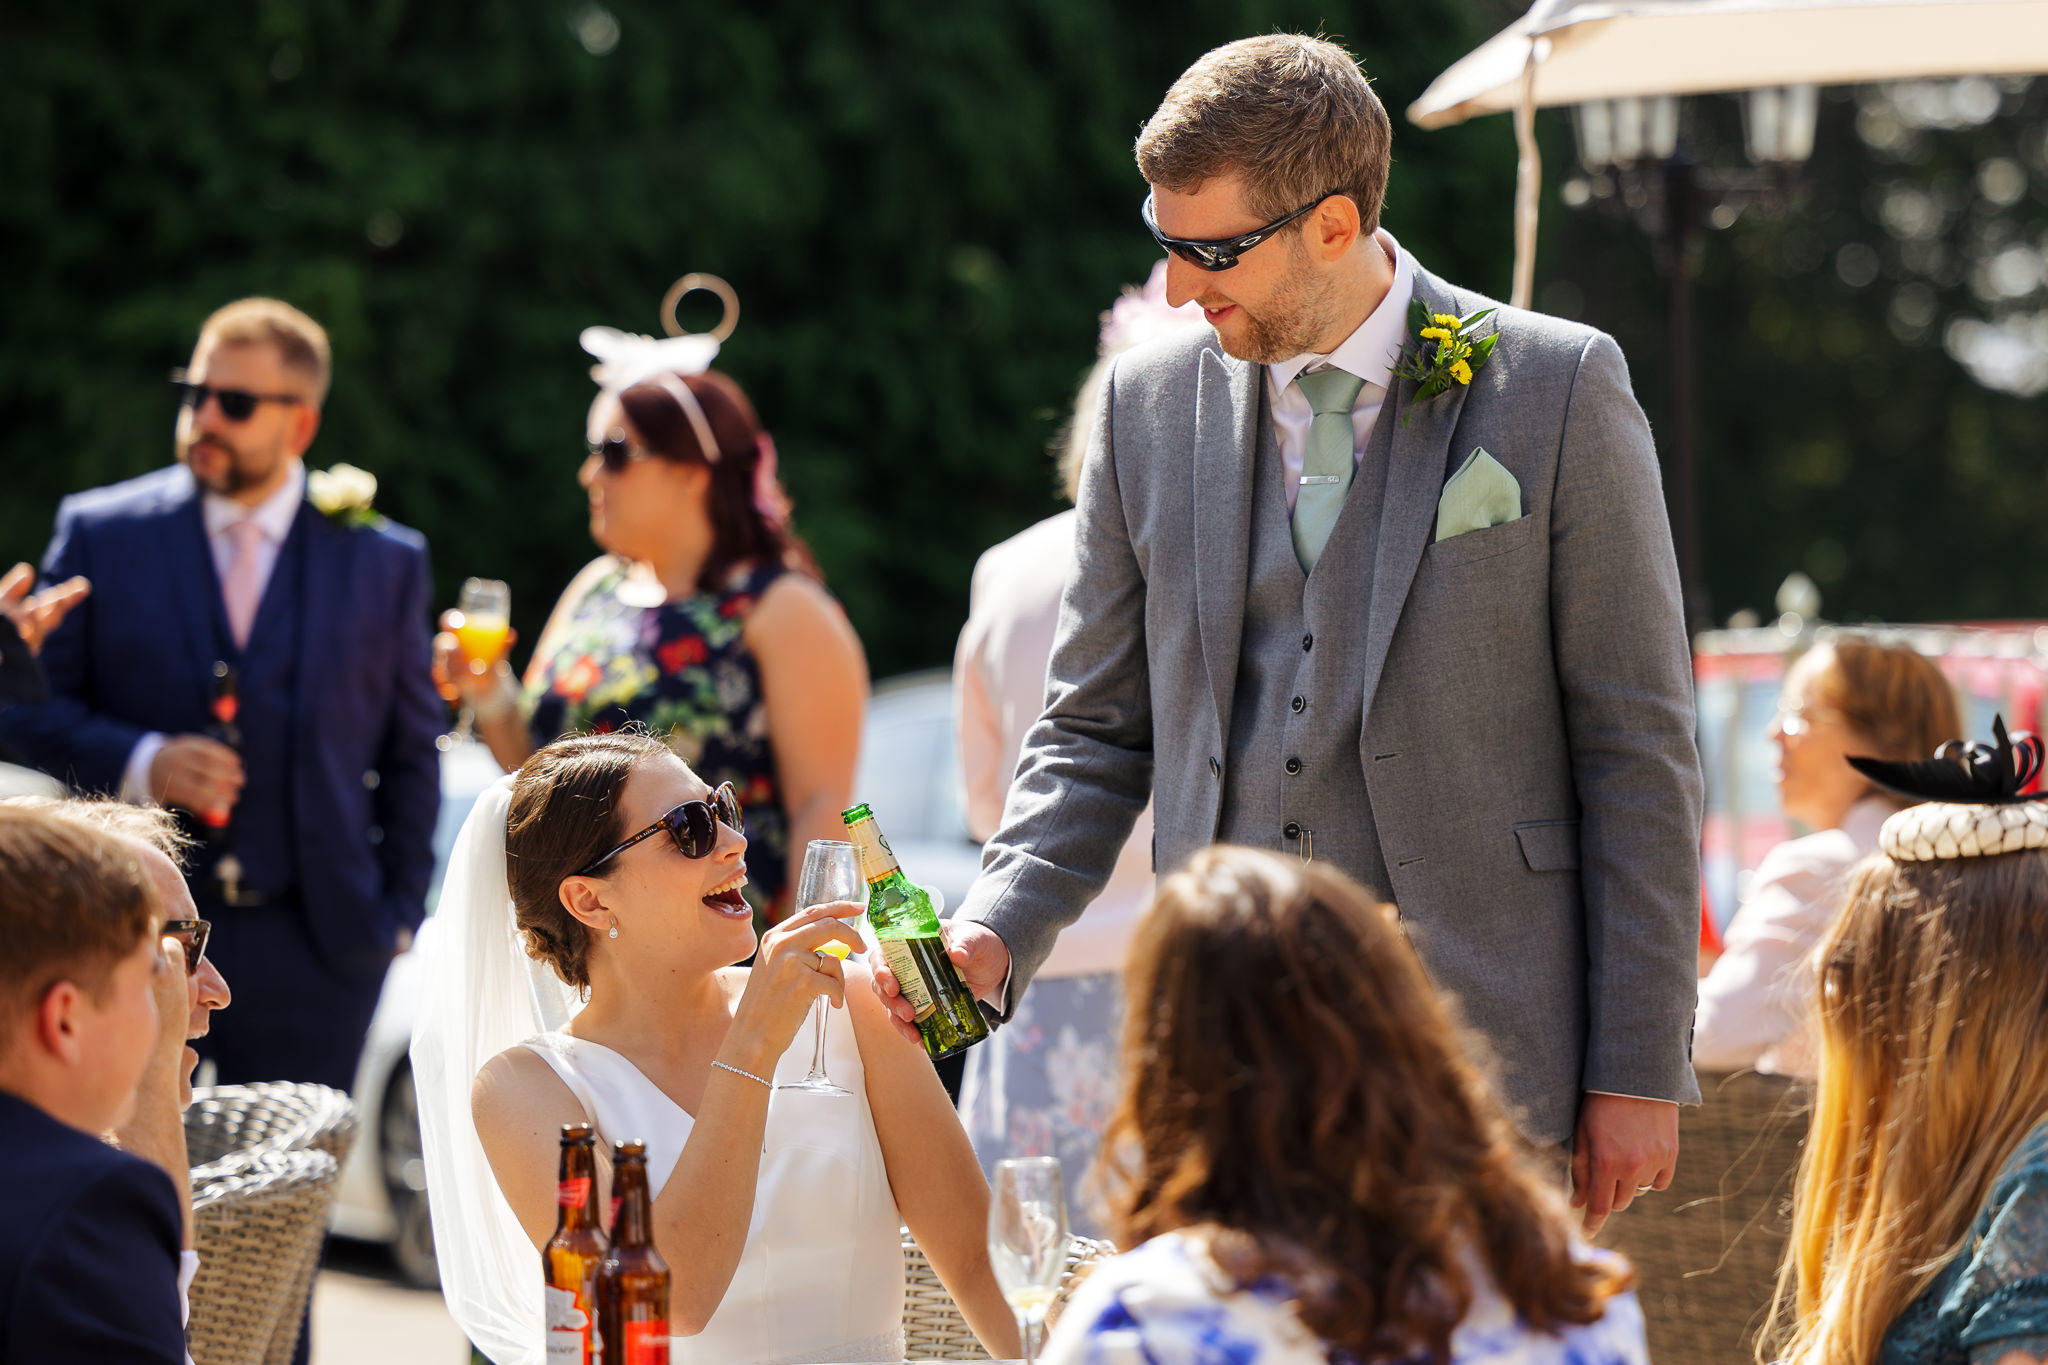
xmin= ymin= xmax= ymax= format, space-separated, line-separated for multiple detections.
xmin=411 ymin=729 xmax=1016 ymax=1364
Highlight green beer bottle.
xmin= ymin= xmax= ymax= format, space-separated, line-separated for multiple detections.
xmin=842 ymin=803 xmax=990 ymax=1060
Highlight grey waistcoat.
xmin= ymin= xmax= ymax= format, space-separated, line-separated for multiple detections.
xmin=1215 ymin=388 xmax=1394 ymax=900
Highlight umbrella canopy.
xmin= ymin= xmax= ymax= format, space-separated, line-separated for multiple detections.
xmin=1406 ymin=0 xmax=2048 ymax=305
xmin=1411 ymin=0 xmax=2048 ymax=129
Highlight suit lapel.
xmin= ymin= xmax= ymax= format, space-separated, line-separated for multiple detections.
xmin=294 ymin=502 xmax=351 ymax=748
xmin=157 ymin=472 xmax=228 ymax=697
xmin=1361 ymin=266 xmax=1473 ymax=720
xmin=1191 ymin=345 xmax=1261 ymax=738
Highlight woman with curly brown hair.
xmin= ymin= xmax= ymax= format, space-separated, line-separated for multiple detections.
xmin=1041 ymin=846 xmax=1646 ymax=1365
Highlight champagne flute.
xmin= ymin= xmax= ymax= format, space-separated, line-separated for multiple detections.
xmin=445 ymin=577 xmax=511 ymax=744
xmin=989 ymin=1156 xmax=1070 ymax=1365
xmin=776 ymin=840 xmax=864 ymax=1096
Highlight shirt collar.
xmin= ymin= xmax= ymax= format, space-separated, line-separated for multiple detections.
xmin=1266 ymin=229 xmax=1416 ymax=396
xmin=202 ymin=459 xmax=306 ymax=543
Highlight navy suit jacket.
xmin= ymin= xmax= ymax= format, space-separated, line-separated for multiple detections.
xmin=0 ymin=465 xmax=443 ymax=984
xmin=0 ymin=1090 xmax=185 ymax=1363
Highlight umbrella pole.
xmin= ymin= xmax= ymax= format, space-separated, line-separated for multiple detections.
xmin=1660 ymin=154 xmax=1708 ymax=632
xmin=1511 ymin=53 xmax=1540 ymax=308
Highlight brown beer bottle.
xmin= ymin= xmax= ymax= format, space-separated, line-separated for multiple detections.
xmin=543 ymin=1123 xmax=607 ymax=1364
xmin=596 ymin=1140 xmax=671 ymax=1365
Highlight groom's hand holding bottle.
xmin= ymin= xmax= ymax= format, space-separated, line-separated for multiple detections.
xmin=870 ymin=920 xmax=1011 ymax=1047
xmin=148 ymin=735 xmax=244 ymax=825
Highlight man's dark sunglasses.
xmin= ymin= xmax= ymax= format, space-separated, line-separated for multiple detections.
xmin=163 ymin=919 xmax=211 ymax=977
xmin=1140 ymin=191 xmax=1332 ymax=272
xmin=575 ymin=782 xmax=743 ymax=877
xmin=171 ymin=369 xmax=307 ymax=422
xmin=587 ymin=428 xmax=645 ymax=474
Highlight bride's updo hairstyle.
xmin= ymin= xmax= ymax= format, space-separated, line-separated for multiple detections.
xmin=506 ymin=729 xmax=673 ymax=990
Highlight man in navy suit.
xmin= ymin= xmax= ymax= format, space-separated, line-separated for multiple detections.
xmin=0 ymin=805 xmax=186 ymax=1363
xmin=0 ymin=298 xmax=442 ymax=1092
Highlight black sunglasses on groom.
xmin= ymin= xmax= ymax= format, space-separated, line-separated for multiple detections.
xmin=1140 ymin=190 xmax=1334 ymax=272
xmin=170 ymin=369 xmax=307 ymax=422
xmin=574 ymin=782 xmax=743 ymax=878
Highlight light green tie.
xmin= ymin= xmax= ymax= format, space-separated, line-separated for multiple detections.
xmin=1291 ymin=367 xmax=1368 ymax=573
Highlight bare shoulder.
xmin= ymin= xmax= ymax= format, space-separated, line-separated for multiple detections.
xmin=472 ymin=1043 xmax=580 ymax=1136
xmin=750 ymin=572 xmax=846 ymax=632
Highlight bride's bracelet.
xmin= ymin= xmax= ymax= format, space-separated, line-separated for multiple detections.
xmin=711 ymin=1059 xmax=771 ymax=1089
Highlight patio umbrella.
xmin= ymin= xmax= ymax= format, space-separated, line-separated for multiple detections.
xmin=1407 ymin=0 xmax=2048 ymax=304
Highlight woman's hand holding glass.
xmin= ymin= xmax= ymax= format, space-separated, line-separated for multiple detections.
xmin=778 ymin=840 xmax=866 ymax=1096
xmin=727 ymin=902 xmax=865 ymax=1070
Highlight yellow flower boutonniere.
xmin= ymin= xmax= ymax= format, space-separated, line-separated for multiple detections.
xmin=307 ymin=463 xmax=384 ymax=529
xmin=1394 ymin=303 xmax=1500 ymax=427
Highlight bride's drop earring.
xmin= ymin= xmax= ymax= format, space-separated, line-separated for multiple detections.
xmin=608 ymin=916 xmax=619 ymax=940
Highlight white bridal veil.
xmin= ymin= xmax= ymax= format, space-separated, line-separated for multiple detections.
xmin=409 ymin=777 xmax=582 ymax=1365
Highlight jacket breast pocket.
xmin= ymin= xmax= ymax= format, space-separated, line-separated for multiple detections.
xmin=1427 ymin=513 xmax=1537 ymax=569
xmin=1514 ymin=819 xmax=1580 ymax=872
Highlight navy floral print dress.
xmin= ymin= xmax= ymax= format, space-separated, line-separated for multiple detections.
xmin=524 ymin=558 xmax=791 ymax=914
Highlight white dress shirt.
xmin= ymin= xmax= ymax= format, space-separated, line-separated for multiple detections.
xmin=119 ymin=461 xmax=307 ymax=801
xmin=1263 ymin=230 xmax=1416 ymax=512
xmin=1693 ymin=796 xmax=1895 ymax=1078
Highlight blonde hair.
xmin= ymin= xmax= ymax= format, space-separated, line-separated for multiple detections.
xmin=1135 ymin=34 xmax=1392 ymax=230
xmin=6 ymin=796 xmax=193 ymax=866
xmin=1768 ymin=848 xmax=2048 ymax=1365
xmin=196 ymin=297 xmax=332 ymax=405
xmin=1802 ymin=638 xmax=1961 ymax=765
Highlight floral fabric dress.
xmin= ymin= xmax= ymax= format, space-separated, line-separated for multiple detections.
xmin=1041 ymin=1230 xmax=1648 ymax=1365
xmin=524 ymin=558 xmax=791 ymax=914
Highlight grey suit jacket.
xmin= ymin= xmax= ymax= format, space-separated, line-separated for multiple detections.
xmin=957 ymin=263 xmax=1704 ymax=1142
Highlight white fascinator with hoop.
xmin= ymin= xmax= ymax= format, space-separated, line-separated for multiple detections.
xmin=579 ymin=272 xmax=740 ymax=398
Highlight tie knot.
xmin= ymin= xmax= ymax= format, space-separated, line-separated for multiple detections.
xmin=1295 ymin=367 xmax=1366 ymax=417
xmin=226 ymin=518 xmax=265 ymax=553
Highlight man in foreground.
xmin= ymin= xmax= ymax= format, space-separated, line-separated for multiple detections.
xmin=0 ymin=806 xmax=185 ymax=1361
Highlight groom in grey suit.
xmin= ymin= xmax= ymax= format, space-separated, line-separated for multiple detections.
xmin=878 ymin=34 xmax=1702 ymax=1229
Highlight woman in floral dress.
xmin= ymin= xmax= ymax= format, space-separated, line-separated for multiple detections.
xmin=448 ymin=367 xmax=866 ymax=919
xmin=1042 ymin=848 xmax=1647 ymax=1365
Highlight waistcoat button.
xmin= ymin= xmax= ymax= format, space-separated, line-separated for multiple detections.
xmin=1290 ymin=695 xmax=1305 ymax=713
xmin=1283 ymin=821 xmax=1301 ymax=840
xmin=1209 ymin=756 xmax=1221 ymax=777
xmin=1302 ymin=633 xmax=1314 ymax=651
xmin=1284 ymin=757 xmax=1302 ymax=775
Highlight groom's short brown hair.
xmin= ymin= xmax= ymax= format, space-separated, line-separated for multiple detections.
xmin=1136 ymin=34 xmax=1392 ymax=235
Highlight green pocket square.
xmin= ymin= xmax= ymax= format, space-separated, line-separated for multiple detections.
xmin=1435 ymin=447 xmax=1523 ymax=542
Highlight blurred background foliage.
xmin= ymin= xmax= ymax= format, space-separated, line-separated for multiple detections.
xmin=3 ymin=0 xmax=2045 ymax=678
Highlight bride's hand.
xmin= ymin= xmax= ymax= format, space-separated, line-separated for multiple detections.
xmin=727 ymin=902 xmax=866 ymax=1060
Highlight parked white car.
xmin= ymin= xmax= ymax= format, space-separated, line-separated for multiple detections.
xmin=330 ymin=669 xmax=980 ymax=1285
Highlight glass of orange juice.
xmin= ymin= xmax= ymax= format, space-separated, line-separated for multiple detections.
xmin=444 ymin=578 xmax=511 ymax=744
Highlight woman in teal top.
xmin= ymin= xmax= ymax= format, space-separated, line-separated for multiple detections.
xmin=1773 ymin=722 xmax=2048 ymax=1365
xmin=447 ymin=366 xmax=866 ymax=920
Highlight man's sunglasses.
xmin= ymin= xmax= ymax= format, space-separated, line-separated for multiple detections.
xmin=587 ymin=428 xmax=647 ymax=474
xmin=574 ymin=782 xmax=743 ymax=877
xmin=171 ymin=370 xmax=307 ymax=422
xmin=163 ymin=919 xmax=212 ymax=977
xmin=1140 ymin=191 xmax=1332 ymax=272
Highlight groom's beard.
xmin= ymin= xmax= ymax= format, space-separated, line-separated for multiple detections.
xmin=1207 ymin=251 xmax=1342 ymax=365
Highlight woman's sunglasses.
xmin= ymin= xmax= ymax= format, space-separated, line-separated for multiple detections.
xmin=574 ymin=782 xmax=743 ymax=877
xmin=163 ymin=919 xmax=212 ymax=977
xmin=587 ymin=428 xmax=646 ymax=474
xmin=1140 ymin=191 xmax=1331 ymax=272
xmin=170 ymin=370 xmax=307 ymax=423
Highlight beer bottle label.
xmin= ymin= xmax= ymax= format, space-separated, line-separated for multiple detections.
xmin=558 ymin=1176 xmax=592 ymax=1208
xmin=622 ymin=1319 xmax=670 ymax=1364
xmin=609 ymin=1196 xmax=621 ymax=1229
xmin=544 ymin=1285 xmax=591 ymax=1364
xmin=879 ymin=938 xmax=937 ymax=1020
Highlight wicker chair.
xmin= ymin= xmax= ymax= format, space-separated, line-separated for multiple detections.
xmin=184 ymin=1084 xmax=360 ymax=1365
xmin=902 ymin=1227 xmax=1116 ymax=1361
xmin=186 ymin=1149 xmax=341 ymax=1365
xmin=1596 ymin=1069 xmax=1811 ymax=1365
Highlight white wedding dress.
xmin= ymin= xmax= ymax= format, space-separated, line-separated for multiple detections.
xmin=410 ymin=777 xmax=907 ymax=1365
xmin=521 ymin=1022 xmax=906 ymax=1364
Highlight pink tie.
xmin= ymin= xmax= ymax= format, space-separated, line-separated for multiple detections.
xmin=221 ymin=518 xmax=267 ymax=649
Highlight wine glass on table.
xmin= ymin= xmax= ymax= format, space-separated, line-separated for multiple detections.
xmin=776 ymin=840 xmax=864 ymax=1097
xmin=442 ymin=577 xmax=511 ymax=746
xmin=989 ymin=1156 xmax=1070 ymax=1365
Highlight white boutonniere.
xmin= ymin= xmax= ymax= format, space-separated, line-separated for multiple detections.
xmin=307 ymin=463 xmax=382 ymax=528
xmin=1394 ymin=302 xmax=1500 ymax=427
